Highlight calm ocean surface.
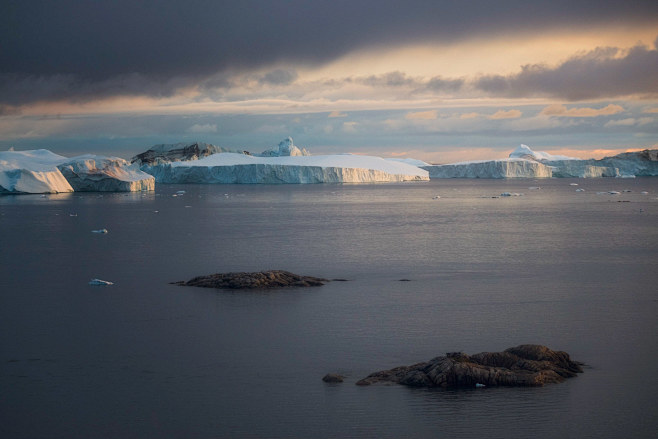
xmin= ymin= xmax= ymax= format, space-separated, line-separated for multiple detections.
xmin=1 ymin=179 xmax=657 ymax=439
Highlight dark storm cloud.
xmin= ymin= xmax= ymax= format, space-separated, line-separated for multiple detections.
xmin=474 ymin=41 xmax=658 ymax=100
xmin=258 ymin=69 xmax=299 ymax=86
xmin=1 ymin=0 xmax=657 ymax=105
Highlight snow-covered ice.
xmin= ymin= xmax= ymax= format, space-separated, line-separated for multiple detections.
xmin=89 ymin=279 xmax=114 ymax=286
xmin=257 ymin=137 xmax=310 ymax=157
xmin=1 ymin=149 xmax=154 ymax=194
xmin=422 ymin=158 xmax=552 ymax=179
xmin=509 ymin=144 xmax=578 ymax=161
xmin=58 ymin=155 xmax=155 ymax=192
xmin=142 ymin=152 xmax=429 ymax=184
xmin=0 ymin=150 xmax=74 ymax=194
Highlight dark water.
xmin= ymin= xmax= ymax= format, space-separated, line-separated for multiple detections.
xmin=1 ymin=179 xmax=657 ymax=439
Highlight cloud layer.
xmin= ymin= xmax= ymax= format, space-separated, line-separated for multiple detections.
xmin=2 ymin=1 xmax=657 ymax=105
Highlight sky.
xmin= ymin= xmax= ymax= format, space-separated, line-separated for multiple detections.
xmin=1 ymin=0 xmax=657 ymax=163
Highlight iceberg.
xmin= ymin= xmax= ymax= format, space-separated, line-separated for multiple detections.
xmin=142 ymin=152 xmax=429 ymax=184
xmin=509 ymin=144 xmax=578 ymax=161
xmin=422 ymin=145 xmax=658 ymax=179
xmin=0 ymin=149 xmax=74 ymax=194
xmin=422 ymin=158 xmax=553 ymax=179
xmin=510 ymin=144 xmax=658 ymax=178
xmin=257 ymin=137 xmax=310 ymax=157
xmin=89 ymin=279 xmax=114 ymax=286
xmin=1 ymin=149 xmax=154 ymax=194
xmin=57 ymin=155 xmax=155 ymax=192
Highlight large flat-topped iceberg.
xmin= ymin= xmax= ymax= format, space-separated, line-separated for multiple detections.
xmin=422 ymin=158 xmax=553 ymax=179
xmin=142 ymin=153 xmax=429 ymax=183
xmin=0 ymin=149 xmax=74 ymax=194
xmin=0 ymin=149 xmax=154 ymax=194
xmin=422 ymin=145 xmax=658 ymax=178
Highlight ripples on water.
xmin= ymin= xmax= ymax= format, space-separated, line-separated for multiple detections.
xmin=1 ymin=179 xmax=657 ymax=438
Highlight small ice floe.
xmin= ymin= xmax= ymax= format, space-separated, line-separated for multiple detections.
xmin=185 ymin=205 xmax=192 ymax=208
xmin=570 ymin=183 xmax=579 ymax=186
xmin=640 ymin=191 xmax=649 ymax=195
xmin=475 ymin=383 xmax=486 ymax=388
xmin=153 ymin=210 xmax=159 ymax=213
xmin=176 ymin=190 xmax=186 ymax=195
xmin=432 ymin=195 xmax=441 ymax=199
xmin=623 ymin=189 xmax=632 ymax=193
xmin=89 ymin=279 xmax=113 ymax=286
xmin=575 ymin=188 xmax=585 ymax=192
xmin=500 ymin=192 xmax=523 ymax=197
xmin=528 ymin=186 xmax=541 ymax=190
xmin=171 ymin=194 xmax=177 ymax=197
xmin=69 ymin=213 xmax=77 ymax=217
xmin=608 ymin=191 xmax=620 ymax=195
xmin=91 ymin=229 xmax=108 ymax=234
xmin=40 ymin=194 xmax=47 ymax=198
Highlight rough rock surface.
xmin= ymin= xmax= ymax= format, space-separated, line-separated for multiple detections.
xmin=322 ymin=373 xmax=345 ymax=383
xmin=131 ymin=142 xmax=243 ymax=165
xmin=173 ymin=270 xmax=329 ymax=289
xmin=356 ymin=345 xmax=583 ymax=388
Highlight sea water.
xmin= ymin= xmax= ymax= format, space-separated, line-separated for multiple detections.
xmin=1 ymin=179 xmax=657 ymax=438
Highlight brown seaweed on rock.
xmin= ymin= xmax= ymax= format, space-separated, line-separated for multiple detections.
xmin=356 ymin=345 xmax=583 ymax=388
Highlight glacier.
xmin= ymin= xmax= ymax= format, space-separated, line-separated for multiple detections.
xmin=142 ymin=152 xmax=429 ymax=184
xmin=1 ymin=149 xmax=154 ymax=194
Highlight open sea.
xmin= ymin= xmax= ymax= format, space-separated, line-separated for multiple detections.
xmin=1 ymin=178 xmax=657 ymax=439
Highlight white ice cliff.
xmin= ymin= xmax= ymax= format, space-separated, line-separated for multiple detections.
xmin=0 ymin=149 xmax=74 ymax=194
xmin=0 ymin=149 xmax=154 ymax=194
xmin=422 ymin=158 xmax=553 ymax=179
xmin=142 ymin=152 xmax=429 ymax=183
xmin=422 ymin=145 xmax=658 ymax=178
xmin=57 ymin=155 xmax=155 ymax=192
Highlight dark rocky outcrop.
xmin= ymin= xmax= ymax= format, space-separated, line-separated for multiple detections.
xmin=172 ymin=270 xmax=329 ymax=289
xmin=356 ymin=345 xmax=583 ymax=388
xmin=131 ymin=142 xmax=243 ymax=166
xmin=322 ymin=373 xmax=345 ymax=383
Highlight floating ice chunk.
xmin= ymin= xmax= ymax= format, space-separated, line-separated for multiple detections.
xmin=575 ymin=188 xmax=585 ymax=192
xmin=89 ymin=279 xmax=113 ymax=286
xmin=570 ymin=183 xmax=579 ymax=186
xmin=432 ymin=195 xmax=441 ymax=199
xmin=641 ymin=191 xmax=649 ymax=195
xmin=528 ymin=186 xmax=541 ymax=190
xmin=176 ymin=190 xmax=186 ymax=195
xmin=608 ymin=191 xmax=620 ymax=195
xmin=91 ymin=229 xmax=108 ymax=234
xmin=500 ymin=192 xmax=522 ymax=197
xmin=475 ymin=383 xmax=486 ymax=388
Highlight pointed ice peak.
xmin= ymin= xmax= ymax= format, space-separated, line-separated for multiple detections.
xmin=511 ymin=144 xmax=536 ymax=159
xmin=260 ymin=137 xmax=310 ymax=157
xmin=509 ymin=144 xmax=577 ymax=162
